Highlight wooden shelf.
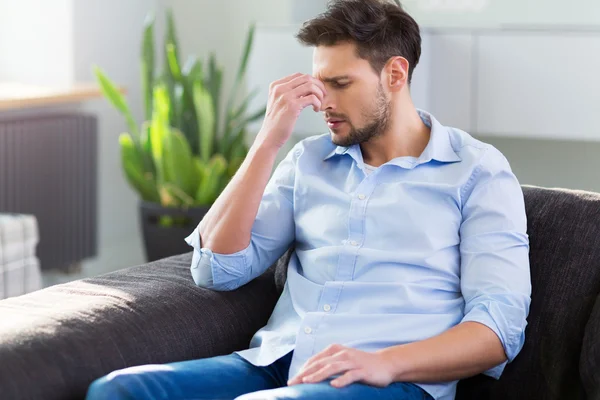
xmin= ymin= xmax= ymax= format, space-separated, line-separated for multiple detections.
xmin=0 ymin=82 xmax=120 ymax=111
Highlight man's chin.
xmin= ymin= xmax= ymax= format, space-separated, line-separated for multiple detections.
xmin=330 ymin=132 xmax=352 ymax=147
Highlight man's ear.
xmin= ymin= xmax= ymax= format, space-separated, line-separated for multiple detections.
xmin=384 ymin=56 xmax=409 ymax=92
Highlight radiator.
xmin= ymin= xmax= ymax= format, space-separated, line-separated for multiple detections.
xmin=0 ymin=113 xmax=98 ymax=272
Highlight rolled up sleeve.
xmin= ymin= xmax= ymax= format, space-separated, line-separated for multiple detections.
xmin=184 ymin=144 xmax=299 ymax=291
xmin=459 ymin=147 xmax=532 ymax=378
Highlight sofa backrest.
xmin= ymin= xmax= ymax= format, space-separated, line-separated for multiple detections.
xmin=457 ymin=185 xmax=600 ymax=400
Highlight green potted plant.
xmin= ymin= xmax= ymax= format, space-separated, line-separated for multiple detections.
xmin=93 ymin=10 xmax=265 ymax=262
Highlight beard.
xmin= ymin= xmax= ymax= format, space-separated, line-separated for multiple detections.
xmin=330 ymin=82 xmax=392 ymax=147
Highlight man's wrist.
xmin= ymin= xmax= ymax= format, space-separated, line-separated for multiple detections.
xmin=376 ymin=345 xmax=410 ymax=382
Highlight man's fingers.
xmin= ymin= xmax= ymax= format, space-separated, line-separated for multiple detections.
xmin=298 ymin=94 xmax=322 ymax=113
xmin=288 ymin=345 xmax=348 ymax=385
xmin=269 ymin=72 xmax=304 ymax=91
xmin=331 ymin=369 xmax=364 ymax=388
xmin=303 ymin=361 xmax=354 ymax=384
xmin=288 ymin=359 xmax=323 ymax=385
xmin=288 ymin=356 xmax=329 ymax=385
xmin=302 ymin=345 xmax=346 ymax=372
xmin=306 ymin=344 xmax=345 ymax=366
xmin=291 ymin=82 xmax=325 ymax=103
xmin=280 ymin=74 xmax=327 ymax=98
xmin=268 ymin=73 xmax=327 ymax=114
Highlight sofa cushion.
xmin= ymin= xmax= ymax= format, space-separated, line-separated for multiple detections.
xmin=581 ymin=292 xmax=600 ymax=399
xmin=0 ymin=252 xmax=280 ymax=400
xmin=457 ymin=185 xmax=600 ymax=400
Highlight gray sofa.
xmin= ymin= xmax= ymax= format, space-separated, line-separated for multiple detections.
xmin=1 ymin=185 xmax=599 ymax=400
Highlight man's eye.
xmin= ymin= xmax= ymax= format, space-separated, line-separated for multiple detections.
xmin=332 ymin=82 xmax=349 ymax=89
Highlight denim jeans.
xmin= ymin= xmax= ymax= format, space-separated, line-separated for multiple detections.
xmin=85 ymin=351 xmax=433 ymax=400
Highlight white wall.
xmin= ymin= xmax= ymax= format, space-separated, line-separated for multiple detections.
xmin=291 ymin=0 xmax=327 ymax=23
xmin=404 ymin=0 xmax=600 ymax=28
xmin=0 ymin=0 xmax=74 ymax=85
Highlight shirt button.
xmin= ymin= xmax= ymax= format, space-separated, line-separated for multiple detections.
xmin=358 ymin=194 xmax=366 ymax=200
xmin=323 ymin=304 xmax=331 ymax=312
xmin=349 ymin=240 xmax=358 ymax=246
xmin=304 ymin=327 xmax=312 ymax=334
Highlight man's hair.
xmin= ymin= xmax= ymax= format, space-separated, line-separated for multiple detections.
xmin=296 ymin=0 xmax=421 ymax=84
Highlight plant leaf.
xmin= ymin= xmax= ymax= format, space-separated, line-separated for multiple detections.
xmin=223 ymin=24 xmax=256 ymax=145
xmin=166 ymin=43 xmax=183 ymax=81
xmin=229 ymin=87 xmax=260 ymax=125
xmin=194 ymin=82 xmax=216 ymax=163
xmin=164 ymin=8 xmax=180 ymax=126
xmin=119 ymin=133 xmax=159 ymax=202
xmin=227 ymin=155 xmax=245 ymax=179
xmin=184 ymin=57 xmax=203 ymax=83
xmin=168 ymin=52 xmax=200 ymax=154
xmin=93 ymin=66 xmax=139 ymax=139
xmin=195 ymin=155 xmax=227 ymax=205
xmin=149 ymin=85 xmax=171 ymax=183
xmin=163 ymin=182 xmax=195 ymax=207
xmin=141 ymin=12 xmax=155 ymax=121
xmin=179 ymin=83 xmax=199 ymax=155
xmin=236 ymin=105 xmax=266 ymax=128
xmin=158 ymin=184 xmax=178 ymax=207
xmin=141 ymin=121 xmax=152 ymax=154
xmin=206 ymin=52 xmax=222 ymax=142
xmin=233 ymin=23 xmax=255 ymax=99
xmin=162 ymin=128 xmax=197 ymax=197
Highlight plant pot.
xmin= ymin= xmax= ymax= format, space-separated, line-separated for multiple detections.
xmin=139 ymin=201 xmax=211 ymax=262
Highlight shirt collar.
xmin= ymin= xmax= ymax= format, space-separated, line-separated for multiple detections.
xmin=323 ymin=110 xmax=461 ymax=165
xmin=415 ymin=109 xmax=462 ymax=164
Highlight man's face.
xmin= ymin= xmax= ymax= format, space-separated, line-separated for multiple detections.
xmin=313 ymin=42 xmax=392 ymax=147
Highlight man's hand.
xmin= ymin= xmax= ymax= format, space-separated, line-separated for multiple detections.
xmin=254 ymin=73 xmax=326 ymax=151
xmin=287 ymin=344 xmax=395 ymax=388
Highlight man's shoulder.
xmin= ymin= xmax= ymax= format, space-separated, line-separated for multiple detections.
xmin=446 ymin=126 xmax=511 ymax=175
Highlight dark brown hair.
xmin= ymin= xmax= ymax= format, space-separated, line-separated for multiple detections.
xmin=296 ymin=0 xmax=421 ymax=84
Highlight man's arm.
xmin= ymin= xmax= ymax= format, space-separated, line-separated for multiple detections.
xmin=289 ymin=321 xmax=506 ymax=387
xmin=383 ymin=146 xmax=531 ymax=382
xmin=186 ymin=73 xmax=327 ymax=291
xmin=377 ymin=321 xmax=505 ymax=382
xmin=287 ymin=322 xmax=505 ymax=387
xmin=198 ymin=142 xmax=280 ymax=254
xmin=199 ymin=73 xmax=325 ymax=254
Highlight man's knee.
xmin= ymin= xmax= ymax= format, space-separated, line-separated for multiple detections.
xmin=85 ymin=370 xmax=135 ymax=400
xmin=235 ymin=385 xmax=320 ymax=400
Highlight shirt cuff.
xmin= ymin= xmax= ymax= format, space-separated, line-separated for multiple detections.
xmin=185 ymin=227 xmax=213 ymax=287
xmin=184 ymin=226 xmax=253 ymax=290
xmin=461 ymin=301 xmax=526 ymax=379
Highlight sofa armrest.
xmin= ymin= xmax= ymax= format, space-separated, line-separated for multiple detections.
xmin=0 ymin=252 xmax=280 ymax=400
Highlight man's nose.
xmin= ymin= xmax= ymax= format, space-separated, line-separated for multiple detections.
xmin=320 ymin=91 xmax=335 ymax=112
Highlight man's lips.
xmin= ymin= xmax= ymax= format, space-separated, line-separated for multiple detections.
xmin=326 ymin=118 xmax=346 ymax=128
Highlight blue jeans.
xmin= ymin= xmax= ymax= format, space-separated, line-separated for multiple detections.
xmin=86 ymin=351 xmax=433 ymax=400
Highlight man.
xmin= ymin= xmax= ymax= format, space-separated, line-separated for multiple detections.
xmin=86 ymin=0 xmax=531 ymax=399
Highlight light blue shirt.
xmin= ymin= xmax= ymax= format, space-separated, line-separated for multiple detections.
xmin=185 ymin=110 xmax=531 ymax=400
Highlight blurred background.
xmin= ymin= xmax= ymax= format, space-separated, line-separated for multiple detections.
xmin=0 ymin=0 xmax=598 ymax=295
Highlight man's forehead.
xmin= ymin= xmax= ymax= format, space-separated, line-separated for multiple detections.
xmin=311 ymin=43 xmax=369 ymax=79
xmin=312 ymin=43 xmax=357 ymax=65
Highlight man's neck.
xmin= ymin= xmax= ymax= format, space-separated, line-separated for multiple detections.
xmin=360 ymin=103 xmax=430 ymax=168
